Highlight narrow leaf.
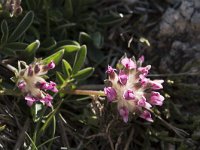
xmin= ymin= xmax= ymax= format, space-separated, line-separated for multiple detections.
xmin=56 ymin=72 xmax=65 ymax=84
xmin=59 ymin=45 xmax=80 ymax=53
xmin=25 ymin=132 xmax=38 ymax=150
xmin=64 ymin=0 xmax=73 ymax=18
xmin=0 ymin=48 xmax=16 ymax=56
xmin=79 ymin=32 xmax=91 ymax=44
xmin=40 ymin=37 xmax=57 ymax=51
xmin=6 ymin=42 xmax=28 ymax=51
xmin=42 ymin=49 xmax=64 ymax=65
xmin=39 ymin=100 xmax=63 ymax=135
xmin=72 ymin=67 xmax=94 ymax=80
xmin=1 ymin=20 xmax=9 ymax=44
xmin=57 ymin=40 xmax=80 ymax=47
xmin=8 ymin=11 xmax=34 ymax=42
xmin=25 ymin=40 xmax=40 ymax=56
xmin=62 ymin=59 xmax=72 ymax=79
xmin=72 ymin=45 xmax=87 ymax=74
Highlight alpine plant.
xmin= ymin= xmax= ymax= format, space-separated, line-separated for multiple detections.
xmin=104 ymin=56 xmax=164 ymax=123
xmin=16 ymin=59 xmax=58 ymax=107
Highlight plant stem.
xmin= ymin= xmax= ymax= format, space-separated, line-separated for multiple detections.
xmin=63 ymin=89 xmax=105 ymax=96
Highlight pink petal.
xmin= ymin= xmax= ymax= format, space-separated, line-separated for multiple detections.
xmin=28 ymin=66 xmax=33 ymax=76
xmin=139 ymin=74 xmax=150 ymax=86
xmin=25 ymin=95 xmax=36 ymax=107
xmin=138 ymin=65 xmax=151 ymax=76
xmin=106 ymin=65 xmax=116 ymax=74
xmin=150 ymin=80 xmax=164 ymax=90
xmin=140 ymin=110 xmax=153 ymax=122
xmin=123 ymin=89 xmax=135 ymax=100
xmin=137 ymin=96 xmax=146 ymax=107
xmin=118 ymin=70 xmax=128 ymax=85
xmin=34 ymin=64 xmax=40 ymax=74
xmin=150 ymin=92 xmax=165 ymax=106
xmin=47 ymin=61 xmax=55 ymax=69
xmin=18 ymin=81 xmax=26 ymax=90
xmin=104 ymin=87 xmax=117 ymax=102
xmin=121 ymin=57 xmax=136 ymax=69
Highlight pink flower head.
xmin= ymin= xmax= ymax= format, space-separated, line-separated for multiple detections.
xmin=104 ymin=55 xmax=164 ymax=123
xmin=121 ymin=57 xmax=136 ymax=69
xmin=47 ymin=61 xmax=55 ymax=69
xmin=150 ymin=92 xmax=164 ymax=106
xmin=140 ymin=110 xmax=153 ymax=122
xmin=138 ymin=65 xmax=151 ymax=76
xmin=123 ymin=89 xmax=135 ymax=100
xmin=104 ymin=87 xmax=117 ymax=102
xmin=150 ymin=80 xmax=164 ymax=90
xmin=16 ymin=59 xmax=57 ymax=107
xmin=119 ymin=107 xmax=129 ymax=123
xmin=118 ymin=70 xmax=128 ymax=85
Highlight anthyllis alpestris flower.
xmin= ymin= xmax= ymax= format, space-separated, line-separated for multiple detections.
xmin=104 ymin=55 xmax=164 ymax=123
xmin=16 ymin=59 xmax=58 ymax=107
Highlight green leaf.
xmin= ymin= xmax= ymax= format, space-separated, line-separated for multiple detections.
xmin=38 ymin=100 xmax=63 ymax=135
xmin=79 ymin=32 xmax=92 ymax=44
xmin=25 ymin=40 xmax=40 ymax=56
xmin=72 ymin=67 xmax=94 ymax=80
xmin=42 ymin=49 xmax=64 ymax=65
xmin=0 ymin=47 xmax=16 ymax=56
xmin=72 ymin=45 xmax=87 ymax=74
xmin=57 ymin=40 xmax=80 ymax=47
xmin=58 ymin=45 xmax=80 ymax=53
xmin=56 ymin=71 xmax=65 ymax=84
xmin=64 ymin=0 xmax=73 ymax=18
xmin=6 ymin=42 xmax=28 ymax=51
xmin=62 ymin=59 xmax=72 ymax=79
xmin=25 ymin=132 xmax=38 ymax=150
xmin=91 ymin=32 xmax=104 ymax=49
xmin=40 ymin=37 xmax=57 ymax=51
xmin=1 ymin=20 xmax=9 ymax=44
xmin=8 ymin=11 xmax=34 ymax=42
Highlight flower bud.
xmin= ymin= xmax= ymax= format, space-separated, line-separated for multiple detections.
xmin=121 ymin=57 xmax=136 ymax=69
xmin=123 ymin=89 xmax=135 ymax=100
xmin=150 ymin=80 xmax=164 ymax=90
xmin=150 ymin=92 xmax=164 ymax=106
xmin=140 ymin=110 xmax=153 ymax=122
xmin=104 ymin=87 xmax=117 ymax=102
xmin=118 ymin=70 xmax=128 ymax=85
xmin=138 ymin=65 xmax=151 ymax=76
xmin=47 ymin=61 xmax=55 ymax=69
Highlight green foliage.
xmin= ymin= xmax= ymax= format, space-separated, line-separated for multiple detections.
xmin=8 ymin=11 xmax=34 ymax=42
xmin=0 ymin=0 xmax=199 ymax=149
